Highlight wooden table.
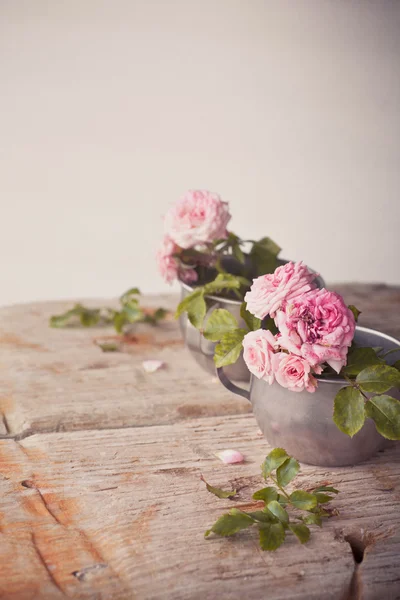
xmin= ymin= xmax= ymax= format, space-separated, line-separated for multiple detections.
xmin=0 ymin=284 xmax=399 ymax=600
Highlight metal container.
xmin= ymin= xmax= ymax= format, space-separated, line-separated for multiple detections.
xmin=217 ymin=326 xmax=400 ymax=466
xmin=179 ymin=259 xmax=325 ymax=382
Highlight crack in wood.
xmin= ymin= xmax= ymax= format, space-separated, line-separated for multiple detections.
xmin=31 ymin=532 xmax=67 ymax=596
xmin=1 ymin=413 xmax=10 ymax=435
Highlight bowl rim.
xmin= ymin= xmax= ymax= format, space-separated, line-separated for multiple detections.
xmin=314 ymin=325 xmax=400 ymax=384
xmin=178 ymin=259 xmax=324 ymax=305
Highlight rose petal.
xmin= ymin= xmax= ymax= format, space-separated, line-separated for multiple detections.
xmin=215 ymin=449 xmax=244 ymax=464
xmin=142 ymin=360 xmax=165 ymax=373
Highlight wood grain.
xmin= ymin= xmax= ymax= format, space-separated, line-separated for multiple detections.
xmin=3 ymin=415 xmax=399 ymax=600
xmin=0 ymin=288 xmax=399 ymax=599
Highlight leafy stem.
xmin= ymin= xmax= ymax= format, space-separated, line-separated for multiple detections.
xmin=205 ymin=448 xmax=339 ymax=551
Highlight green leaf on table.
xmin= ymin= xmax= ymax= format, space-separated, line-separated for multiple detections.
xmin=290 ymin=490 xmax=318 ymax=511
xmin=314 ymin=493 xmax=334 ymax=504
xmin=120 ymin=287 xmax=140 ymax=305
xmin=205 ymin=509 xmax=254 ymax=537
xmin=266 ymin=500 xmax=289 ymax=524
xmin=289 ymin=523 xmax=310 ymax=544
xmin=252 ymin=487 xmax=279 ymax=504
xmin=276 ymin=457 xmax=300 ymax=487
xmin=203 ymin=309 xmax=238 ymax=341
xmin=247 ymin=510 xmax=275 ymax=523
xmin=143 ymin=307 xmax=168 ymax=325
xmin=96 ymin=341 xmax=119 ymax=352
xmin=49 ymin=306 xmax=82 ymax=328
xmin=261 ymin=448 xmax=289 ymax=478
xmin=259 ymin=522 xmax=285 ymax=551
xmin=200 ymin=475 xmax=237 ymax=499
xmin=348 ymin=305 xmax=361 ymax=322
xmin=365 ymin=395 xmax=400 ymax=440
xmin=240 ymin=302 xmax=261 ymax=332
xmin=49 ymin=304 xmax=101 ymax=328
xmin=343 ymin=347 xmax=384 ymax=376
xmin=333 ymin=386 xmax=365 ymax=437
xmin=213 ymin=329 xmax=247 ymax=368
xmin=302 ymin=513 xmax=322 ymax=527
xmin=312 ymin=485 xmax=339 ymax=495
xmin=203 ymin=273 xmax=242 ymax=295
xmin=356 ymin=365 xmax=400 ymax=394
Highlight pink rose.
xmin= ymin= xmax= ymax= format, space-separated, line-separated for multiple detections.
xmin=157 ymin=236 xmax=198 ymax=285
xmin=164 ymin=190 xmax=231 ymax=249
xmin=244 ymin=261 xmax=318 ymax=319
xmin=242 ymin=329 xmax=278 ymax=384
xmin=273 ymin=353 xmax=317 ymax=393
xmin=275 ymin=288 xmax=355 ymax=373
xmin=156 ymin=236 xmax=180 ymax=283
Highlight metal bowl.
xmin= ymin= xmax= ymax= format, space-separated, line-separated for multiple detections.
xmin=217 ymin=326 xmax=400 ymax=466
xmin=179 ymin=259 xmax=325 ymax=382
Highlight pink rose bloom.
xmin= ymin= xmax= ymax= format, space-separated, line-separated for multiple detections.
xmin=156 ymin=236 xmax=179 ymax=283
xmin=157 ymin=235 xmax=198 ymax=284
xmin=242 ymin=329 xmax=278 ymax=384
xmin=275 ymin=288 xmax=355 ymax=373
xmin=244 ymin=261 xmax=318 ymax=319
xmin=273 ymin=353 xmax=318 ymax=393
xmin=164 ymin=190 xmax=231 ymax=249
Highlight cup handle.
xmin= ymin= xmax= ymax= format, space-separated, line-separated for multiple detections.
xmin=216 ymin=367 xmax=250 ymax=401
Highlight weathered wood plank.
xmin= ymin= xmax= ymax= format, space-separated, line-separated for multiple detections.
xmin=0 ymin=286 xmax=399 ymax=439
xmin=1 ymin=414 xmax=399 ymax=599
xmin=0 ymin=297 xmax=250 ymax=437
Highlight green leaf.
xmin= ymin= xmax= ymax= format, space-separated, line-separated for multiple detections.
xmin=266 ymin=500 xmax=289 ymax=524
xmin=252 ymin=487 xmax=279 ymax=504
xmin=232 ymin=243 xmax=245 ymax=264
xmin=343 ymin=347 xmax=384 ymax=376
xmin=49 ymin=306 xmax=82 ymax=328
xmin=289 ymin=523 xmax=310 ymax=544
xmin=143 ymin=307 xmax=168 ymax=325
xmin=122 ymin=304 xmax=143 ymax=324
xmin=393 ymin=360 xmax=400 ymax=372
xmin=333 ymin=386 xmax=365 ymax=437
xmin=259 ymin=522 xmax=285 ymax=551
xmin=247 ymin=510 xmax=275 ymax=523
xmin=356 ymin=365 xmax=400 ymax=394
xmin=261 ymin=448 xmax=289 ymax=478
xmin=96 ymin=341 xmax=119 ymax=352
xmin=213 ymin=329 xmax=247 ymax=368
xmin=203 ymin=309 xmax=238 ymax=342
xmin=113 ymin=312 xmax=129 ymax=333
xmin=175 ymin=289 xmax=207 ymax=329
xmin=315 ymin=493 xmax=334 ymax=504
xmin=312 ymin=485 xmax=339 ymax=495
xmin=120 ymin=287 xmax=140 ymax=305
xmin=276 ymin=457 xmax=300 ymax=487
xmin=263 ymin=316 xmax=279 ymax=335
xmin=79 ymin=308 xmax=101 ymax=327
xmin=50 ymin=304 xmax=101 ymax=328
xmin=250 ymin=239 xmax=279 ymax=277
xmin=290 ymin=491 xmax=318 ymax=511
xmin=254 ymin=237 xmax=281 ymax=257
xmin=175 ymin=288 xmax=203 ymax=318
xmin=200 ymin=475 xmax=237 ymax=499
xmin=205 ymin=509 xmax=254 ymax=537
xmin=302 ymin=513 xmax=322 ymax=527
xmin=365 ymin=395 xmax=400 ymax=440
xmin=348 ymin=305 xmax=361 ymax=322
xmin=240 ymin=302 xmax=261 ymax=332
xmin=203 ymin=273 xmax=242 ymax=295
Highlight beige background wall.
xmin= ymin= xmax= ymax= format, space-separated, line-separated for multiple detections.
xmin=1 ymin=0 xmax=399 ymax=307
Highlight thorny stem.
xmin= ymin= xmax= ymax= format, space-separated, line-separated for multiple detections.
xmin=344 ymin=374 xmax=370 ymax=403
xmin=269 ymin=475 xmax=291 ymax=502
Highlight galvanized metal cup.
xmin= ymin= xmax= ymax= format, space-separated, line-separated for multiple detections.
xmin=179 ymin=259 xmax=325 ymax=382
xmin=217 ymin=326 xmax=400 ymax=467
